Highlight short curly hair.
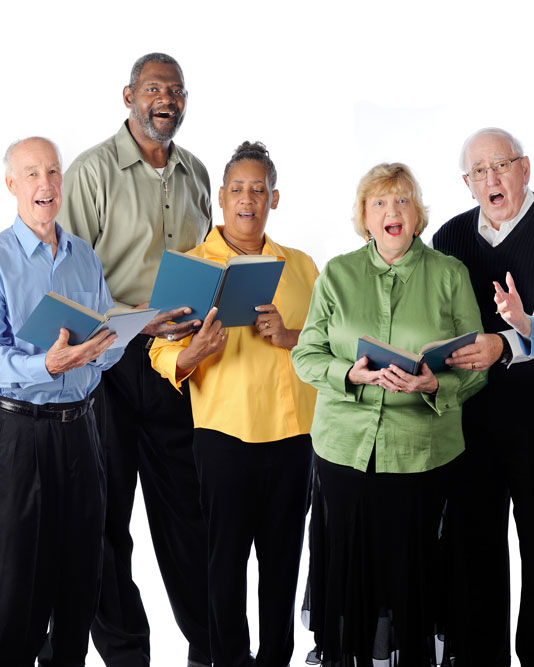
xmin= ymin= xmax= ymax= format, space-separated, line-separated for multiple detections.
xmin=129 ymin=53 xmax=183 ymax=91
xmin=352 ymin=162 xmax=428 ymax=239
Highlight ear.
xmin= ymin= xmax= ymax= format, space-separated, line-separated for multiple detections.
xmin=522 ymin=156 xmax=530 ymax=185
xmin=462 ymin=173 xmax=476 ymax=199
xmin=270 ymin=189 xmax=280 ymax=210
xmin=123 ymin=85 xmax=133 ymax=109
xmin=5 ymin=174 xmax=16 ymax=196
xmin=218 ymin=187 xmax=224 ymax=208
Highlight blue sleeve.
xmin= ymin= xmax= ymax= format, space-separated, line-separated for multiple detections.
xmin=518 ymin=315 xmax=534 ymax=357
xmin=87 ymin=256 xmax=124 ymax=370
xmin=0 ymin=283 xmax=55 ymax=388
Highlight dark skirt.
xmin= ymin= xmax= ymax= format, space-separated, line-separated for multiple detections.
xmin=303 ymin=452 xmax=464 ymax=667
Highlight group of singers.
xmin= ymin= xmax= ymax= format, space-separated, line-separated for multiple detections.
xmin=1 ymin=51 xmax=533 ymax=667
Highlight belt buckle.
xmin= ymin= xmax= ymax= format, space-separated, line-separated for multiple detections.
xmin=61 ymin=408 xmax=69 ymax=423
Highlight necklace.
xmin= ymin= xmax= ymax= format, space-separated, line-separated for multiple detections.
xmin=221 ymin=229 xmax=263 ymax=255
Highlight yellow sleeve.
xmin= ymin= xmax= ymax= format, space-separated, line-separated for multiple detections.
xmin=149 ymin=334 xmax=195 ymax=393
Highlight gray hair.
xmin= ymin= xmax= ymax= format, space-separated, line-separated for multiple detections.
xmin=3 ymin=137 xmax=62 ymax=177
xmin=129 ymin=53 xmax=183 ymax=90
xmin=459 ymin=127 xmax=524 ymax=172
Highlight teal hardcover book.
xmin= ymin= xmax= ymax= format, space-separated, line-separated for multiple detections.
xmin=149 ymin=250 xmax=285 ymax=327
xmin=16 ymin=292 xmax=157 ymax=350
xmin=356 ymin=331 xmax=478 ymax=375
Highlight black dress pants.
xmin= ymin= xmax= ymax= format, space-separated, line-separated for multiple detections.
xmin=0 ymin=403 xmax=105 ymax=667
xmin=455 ymin=391 xmax=534 ymax=667
xmin=90 ymin=335 xmax=210 ymax=667
xmin=193 ymin=428 xmax=313 ymax=667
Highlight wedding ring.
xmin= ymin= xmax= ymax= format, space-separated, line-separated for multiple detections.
xmin=167 ymin=333 xmax=174 ymax=342
xmin=219 ymin=331 xmax=225 ymax=337
xmin=264 ymin=321 xmax=271 ymax=329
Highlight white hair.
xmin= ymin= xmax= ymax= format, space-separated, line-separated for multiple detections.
xmin=3 ymin=136 xmax=62 ymax=177
xmin=459 ymin=127 xmax=524 ymax=172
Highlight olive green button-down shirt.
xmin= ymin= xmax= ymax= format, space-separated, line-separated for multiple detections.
xmin=291 ymin=237 xmax=487 ymax=473
xmin=58 ymin=122 xmax=211 ymax=308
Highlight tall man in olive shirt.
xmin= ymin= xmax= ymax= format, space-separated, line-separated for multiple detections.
xmin=58 ymin=53 xmax=211 ymax=667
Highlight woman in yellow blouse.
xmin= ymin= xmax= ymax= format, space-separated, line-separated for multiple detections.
xmin=150 ymin=141 xmax=317 ymax=667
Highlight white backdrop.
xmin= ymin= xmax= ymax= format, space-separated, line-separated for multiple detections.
xmin=1 ymin=0 xmax=528 ymax=664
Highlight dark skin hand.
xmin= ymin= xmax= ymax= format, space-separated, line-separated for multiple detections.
xmin=136 ymin=303 xmax=201 ymax=339
xmin=176 ymin=307 xmax=227 ymax=372
xmin=254 ymin=304 xmax=300 ymax=350
xmin=45 ymin=328 xmax=118 ymax=375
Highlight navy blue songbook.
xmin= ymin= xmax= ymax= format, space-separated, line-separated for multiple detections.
xmin=149 ymin=250 xmax=285 ymax=327
xmin=356 ymin=331 xmax=478 ymax=375
xmin=16 ymin=292 xmax=157 ymax=350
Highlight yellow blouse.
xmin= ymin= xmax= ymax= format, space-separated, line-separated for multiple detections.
xmin=150 ymin=227 xmax=318 ymax=443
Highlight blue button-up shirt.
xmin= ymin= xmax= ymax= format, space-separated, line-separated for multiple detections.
xmin=0 ymin=216 xmax=122 ymax=404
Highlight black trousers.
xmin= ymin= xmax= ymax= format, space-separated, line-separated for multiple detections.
xmin=90 ymin=335 xmax=210 ymax=667
xmin=193 ymin=428 xmax=313 ymax=667
xmin=454 ymin=392 xmax=534 ymax=667
xmin=0 ymin=403 xmax=105 ymax=667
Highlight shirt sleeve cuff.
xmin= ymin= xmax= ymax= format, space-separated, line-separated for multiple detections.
xmin=502 ymin=327 xmax=532 ymax=365
xmin=327 ymin=356 xmax=364 ymax=401
xmin=26 ymin=353 xmax=57 ymax=382
xmin=421 ymin=371 xmax=460 ymax=415
xmin=150 ymin=342 xmax=194 ymax=394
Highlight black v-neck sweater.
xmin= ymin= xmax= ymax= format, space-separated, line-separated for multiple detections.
xmin=433 ymin=203 xmax=534 ymax=409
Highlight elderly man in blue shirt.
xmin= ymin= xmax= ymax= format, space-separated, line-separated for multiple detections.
xmin=0 ymin=136 xmax=122 ymax=667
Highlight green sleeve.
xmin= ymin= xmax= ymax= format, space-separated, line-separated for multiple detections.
xmin=291 ymin=265 xmax=363 ymax=402
xmin=58 ymin=161 xmax=102 ymax=249
xmin=422 ymin=260 xmax=487 ymax=413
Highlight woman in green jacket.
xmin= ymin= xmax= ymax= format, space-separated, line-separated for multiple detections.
xmin=292 ymin=163 xmax=486 ymax=667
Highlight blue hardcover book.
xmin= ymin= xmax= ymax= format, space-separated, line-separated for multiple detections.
xmin=16 ymin=292 xmax=157 ymax=350
xmin=356 ymin=331 xmax=478 ymax=375
xmin=149 ymin=251 xmax=285 ymax=327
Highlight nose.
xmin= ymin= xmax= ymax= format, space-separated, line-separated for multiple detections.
xmin=485 ymin=166 xmax=500 ymax=186
xmin=158 ymin=88 xmax=173 ymax=105
xmin=386 ymin=200 xmax=399 ymax=216
xmin=39 ymin=172 xmax=54 ymax=189
xmin=240 ymin=188 xmax=254 ymax=202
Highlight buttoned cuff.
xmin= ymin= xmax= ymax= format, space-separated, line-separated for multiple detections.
xmin=28 ymin=353 xmax=58 ymax=383
xmin=150 ymin=343 xmax=194 ymax=394
xmin=502 ymin=327 xmax=532 ymax=365
xmin=327 ymin=357 xmax=364 ymax=402
xmin=421 ymin=371 xmax=460 ymax=415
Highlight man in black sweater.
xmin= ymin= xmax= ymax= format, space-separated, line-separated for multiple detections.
xmin=433 ymin=127 xmax=534 ymax=667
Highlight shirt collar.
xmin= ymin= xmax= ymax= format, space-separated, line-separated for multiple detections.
xmin=202 ymin=226 xmax=286 ymax=262
xmin=116 ymin=120 xmax=187 ymax=176
xmin=366 ymin=235 xmax=424 ymax=283
xmin=478 ymin=188 xmax=534 ymax=234
xmin=13 ymin=215 xmax=72 ymax=258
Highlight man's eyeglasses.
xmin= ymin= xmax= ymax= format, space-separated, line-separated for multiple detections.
xmin=466 ymin=156 xmax=524 ymax=182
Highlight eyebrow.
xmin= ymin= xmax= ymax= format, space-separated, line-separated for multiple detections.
xmin=471 ymin=154 xmax=509 ymax=167
xmin=143 ymin=80 xmax=184 ymax=87
xmin=230 ymin=179 xmax=265 ymax=184
xmin=23 ymin=162 xmax=61 ymax=172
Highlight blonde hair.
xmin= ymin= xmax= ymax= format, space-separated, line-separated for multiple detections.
xmin=352 ymin=162 xmax=428 ymax=239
